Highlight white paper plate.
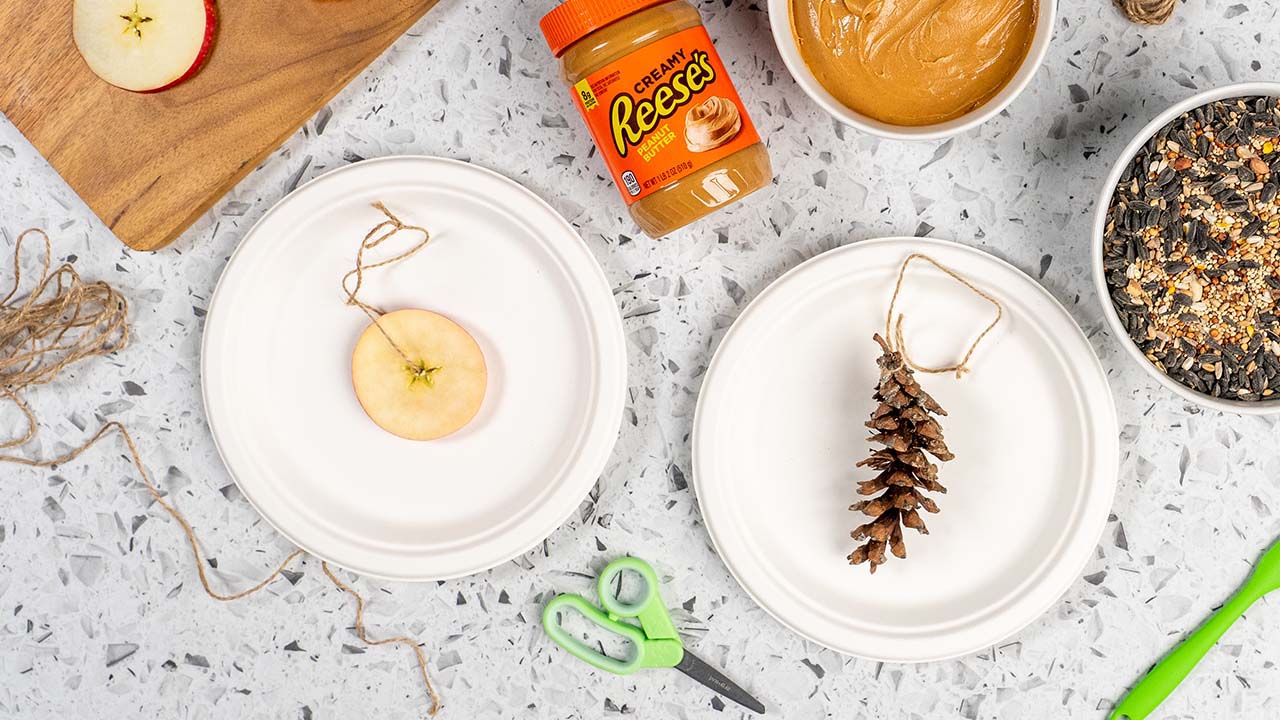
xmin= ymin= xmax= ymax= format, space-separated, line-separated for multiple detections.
xmin=692 ymin=237 xmax=1117 ymax=662
xmin=202 ymin=157 xmax=626 ymax=581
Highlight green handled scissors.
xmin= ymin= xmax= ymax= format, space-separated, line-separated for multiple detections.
xmin=542 ymin=556 xmax=766 ymax=714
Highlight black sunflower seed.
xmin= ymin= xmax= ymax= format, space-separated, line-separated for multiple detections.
xmin=1102 ymin=96 xmax=1280 ymax=402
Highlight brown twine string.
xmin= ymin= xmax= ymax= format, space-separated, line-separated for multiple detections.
xmin=1116 ymin=0 xmax=1176 ymax=25
xmin=884 ymin=253 xmax=1004 ymax=379
xmin=0 ymin=229 xmax=129 ymax=449
xmin=341 ymin=202 xmax=432 ymax=369
xmin=323 ymin=562 xmax=441 ymax=710
xmin=0 ymin=228 xmax=441 ymax=716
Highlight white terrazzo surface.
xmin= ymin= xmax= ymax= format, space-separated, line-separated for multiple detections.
xmin=3 ymin=1 xmax=1280 ymax=718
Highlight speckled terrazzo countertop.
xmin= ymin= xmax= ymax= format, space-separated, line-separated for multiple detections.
xmin=3 ymin=1 xmax=1280 ymax=718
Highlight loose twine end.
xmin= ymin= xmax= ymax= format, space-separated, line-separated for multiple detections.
xmin=884 ymin=253 xmax=1004 ymax=380
xmin=1 ymin=228 xmax=441 ymax=717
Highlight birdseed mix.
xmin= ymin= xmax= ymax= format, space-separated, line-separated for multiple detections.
xmin=1102 ymin=95 xmax=1280 ymax=402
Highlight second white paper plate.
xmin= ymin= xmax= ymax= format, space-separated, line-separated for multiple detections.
xmin=202 ymin=157 xmax=626 ymax=581
xmin=692 ymin=237 xmax=1117 ymax=661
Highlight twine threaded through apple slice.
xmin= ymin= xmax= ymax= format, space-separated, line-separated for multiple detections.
xmin=344 ymin=205 xmax=487 ymax=441
xmin=341 ymin=202 xmax=435 ymax=379
xmin=0 ymin=229 xmax=442 ymax=716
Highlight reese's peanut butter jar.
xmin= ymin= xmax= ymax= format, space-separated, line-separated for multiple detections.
xmin=541 ymin=0 xmax=772 ymax=237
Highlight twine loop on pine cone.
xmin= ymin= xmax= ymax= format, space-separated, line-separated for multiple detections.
xmin=1116 ymin=0 xmax=1177 ymax=24
xmin=1 ymin=228 xmax=441 ymax=716
xmin=884 ymin=253 xmax=1004 ymax=379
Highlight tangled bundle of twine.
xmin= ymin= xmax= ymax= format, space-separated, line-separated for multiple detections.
xmin=0 ymin=229 xmax=129 ymax=448
xmin=1116 ymin=0 xmax=1177 ymax=25
xmin=0 ymin=229 xmax=440 ymax=716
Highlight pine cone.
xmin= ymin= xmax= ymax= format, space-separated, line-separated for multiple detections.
xmin=848 ymin=334 xmax=952 ymax=574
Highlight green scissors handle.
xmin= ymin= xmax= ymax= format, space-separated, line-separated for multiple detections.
xmin=542 ymin=556 xmax=685 ymax=675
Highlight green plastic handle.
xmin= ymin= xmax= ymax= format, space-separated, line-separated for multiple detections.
xmin=543 ymin=593 xmax=652 ymax=674
xmin=595 ymin=557 xmax=681 ymax=642
xmin=542 ymin=557 xmax=684 ymax=675
xmin=1110 ymin=583 xmax=1263 ymax=719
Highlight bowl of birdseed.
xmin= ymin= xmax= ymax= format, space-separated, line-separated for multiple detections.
xmin=1093 ymin=82 xmax=1280 ymax=413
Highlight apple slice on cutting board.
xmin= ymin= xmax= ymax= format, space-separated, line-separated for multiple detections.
xmin=73 ymin=0 xmax=216 ymax=92
xmin=351 ymin=309 xmax=489 ymax=442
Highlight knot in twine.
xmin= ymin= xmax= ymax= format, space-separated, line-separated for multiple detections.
xmin=0 ymin=228 xmax=440 ymax=716
xmin=884 ymin=253 xmax=1004 ymax=380
xmin=342 ymin=201 xmax=432 ymax=368
xmin=1117 ymin=0 xmax=1177 ymax=24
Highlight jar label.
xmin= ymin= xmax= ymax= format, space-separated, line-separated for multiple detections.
xmin=568 ymin=26 xmax=761 ymax=205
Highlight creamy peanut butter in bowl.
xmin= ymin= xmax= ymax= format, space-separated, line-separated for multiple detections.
xmin=769 ymin=0 xmax=1055 ymax=140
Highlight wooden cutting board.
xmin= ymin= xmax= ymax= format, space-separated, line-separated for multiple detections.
xmin=0 ymin=0 xmax=440 ymax=251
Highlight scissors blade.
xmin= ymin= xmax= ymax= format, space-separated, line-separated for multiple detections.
xmin=674 ymin=649 xmax=766 ymax=714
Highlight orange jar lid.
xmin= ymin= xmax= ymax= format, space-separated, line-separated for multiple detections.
xmin=540 ymin=0 xmax=672 ymax=57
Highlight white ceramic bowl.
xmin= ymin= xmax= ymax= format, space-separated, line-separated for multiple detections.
xmin=1091 ymin=81 xmax=1280 ymax=415
xmin=767 ymin=0 xmax=1056 ymax=141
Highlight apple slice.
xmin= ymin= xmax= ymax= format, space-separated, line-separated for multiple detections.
xmin=73 ymin=0 xmax=216 ymax=93
xmin=351 ymin=309 xmax=488 ymax=441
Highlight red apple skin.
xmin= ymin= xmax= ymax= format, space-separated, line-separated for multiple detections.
xmin=140 ymin=0 xmax=217 ymax=94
